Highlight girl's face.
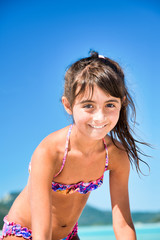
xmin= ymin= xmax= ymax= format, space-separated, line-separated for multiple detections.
xmin=69 ymin=85 xmax=122 ymax=140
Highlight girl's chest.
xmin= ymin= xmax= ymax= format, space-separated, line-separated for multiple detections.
xmin=54 ymin=149 xmax=107 ymax=184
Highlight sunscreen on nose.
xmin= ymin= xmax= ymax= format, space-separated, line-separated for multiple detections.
xmin=93 ymin=110 xmax=105 ymax=122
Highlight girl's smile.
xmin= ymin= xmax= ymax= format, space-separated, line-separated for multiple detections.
xmin=88 ymin=123 xmax=107 ymax=129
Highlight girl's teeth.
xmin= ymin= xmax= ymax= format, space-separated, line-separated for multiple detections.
xmin=90 ymin=125 xmax=105 ymax=129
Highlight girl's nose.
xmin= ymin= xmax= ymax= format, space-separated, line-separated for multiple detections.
xmin=93 ymin=110 xmax=106 ymax=123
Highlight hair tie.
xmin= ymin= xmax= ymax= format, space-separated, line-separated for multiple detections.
xmin=98 ymin=54 xmax=105 ymax=59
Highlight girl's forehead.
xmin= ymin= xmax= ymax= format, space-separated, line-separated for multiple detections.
xmin=75 ymin=85 xmax=120 ymax=102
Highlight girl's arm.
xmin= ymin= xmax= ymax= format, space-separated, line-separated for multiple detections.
xmin=109 ymin=148 xmax=137 ymax=240
xmin=29 ymin=141 xmax=57 ymax=240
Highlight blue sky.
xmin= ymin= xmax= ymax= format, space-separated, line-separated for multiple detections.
xmin=0 ymin=0 xmax=160 ymax=211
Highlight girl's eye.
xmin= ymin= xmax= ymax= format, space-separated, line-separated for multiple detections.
xmin=106 ymin=103 xmax=115 ymax=108
xmin=83 ymin=104 xmax=93 ymax=109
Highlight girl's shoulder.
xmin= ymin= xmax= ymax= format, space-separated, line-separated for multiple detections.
xmin=37 ymin=125 xmax=70 ymax=154
xmin=105 ymin=135 xmax=130 ymax=172
xmin=31 ymin=125 xmax=70 ymax=168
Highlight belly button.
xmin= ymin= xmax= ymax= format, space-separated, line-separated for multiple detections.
xmin=61 ymin=224 xmax=67 ymax=227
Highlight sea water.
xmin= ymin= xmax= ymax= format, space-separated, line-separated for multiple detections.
xmin=78 ymin=223 xmax=160 ymax=240
xmin=0 ymin=223 xmax=160 ymax=239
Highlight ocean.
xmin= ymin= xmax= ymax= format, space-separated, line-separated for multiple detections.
xmin=1 ymin=223 xmax=160 ymax=239
xmin=78 ymin=223 xmax=160 ymax=240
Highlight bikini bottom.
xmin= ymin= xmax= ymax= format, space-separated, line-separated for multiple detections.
xmin=0 ymin=216 xmax=78 ymax=240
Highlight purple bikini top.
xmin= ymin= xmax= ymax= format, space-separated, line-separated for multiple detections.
xmin=51 ymin=125 xmax=109 ymax=195
xmin=29 ymin=125 xmax=109 ymax=195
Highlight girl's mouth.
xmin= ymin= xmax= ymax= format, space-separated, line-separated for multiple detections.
xmin=89 ymin=124 xmax=107 ymax=129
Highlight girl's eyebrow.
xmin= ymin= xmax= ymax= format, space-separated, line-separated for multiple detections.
xmin=80 ymin=99 xmax=119 ymax=104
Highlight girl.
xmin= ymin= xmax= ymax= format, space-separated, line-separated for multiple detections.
xmin=0 ymin=51 xmax=143 ymax=240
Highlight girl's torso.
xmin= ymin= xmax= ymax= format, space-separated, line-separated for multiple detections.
xmin=7 ymin=125 xmax=110 ymax=239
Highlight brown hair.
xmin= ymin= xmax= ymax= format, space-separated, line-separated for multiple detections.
xmin=64 ymin=50 xmax=149 ymax=173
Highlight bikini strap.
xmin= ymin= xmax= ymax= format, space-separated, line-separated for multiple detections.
xmin=103 ymin=138 xmax=109 ymax=171
xmin=54 ymin=124 xmax=73 ymax=178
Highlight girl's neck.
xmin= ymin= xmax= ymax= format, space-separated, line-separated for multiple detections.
xmin=69 ymin=124 xmax=105 ymax=156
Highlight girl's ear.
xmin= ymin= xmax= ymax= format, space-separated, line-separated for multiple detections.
xmin=122 ymin=96 xmax=126 ymax=106
xmin=62 ymin=96 xmax=72 ymax=115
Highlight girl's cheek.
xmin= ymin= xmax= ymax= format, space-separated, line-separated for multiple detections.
xmin=110 ymin=111 xmax=120 ymax=123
